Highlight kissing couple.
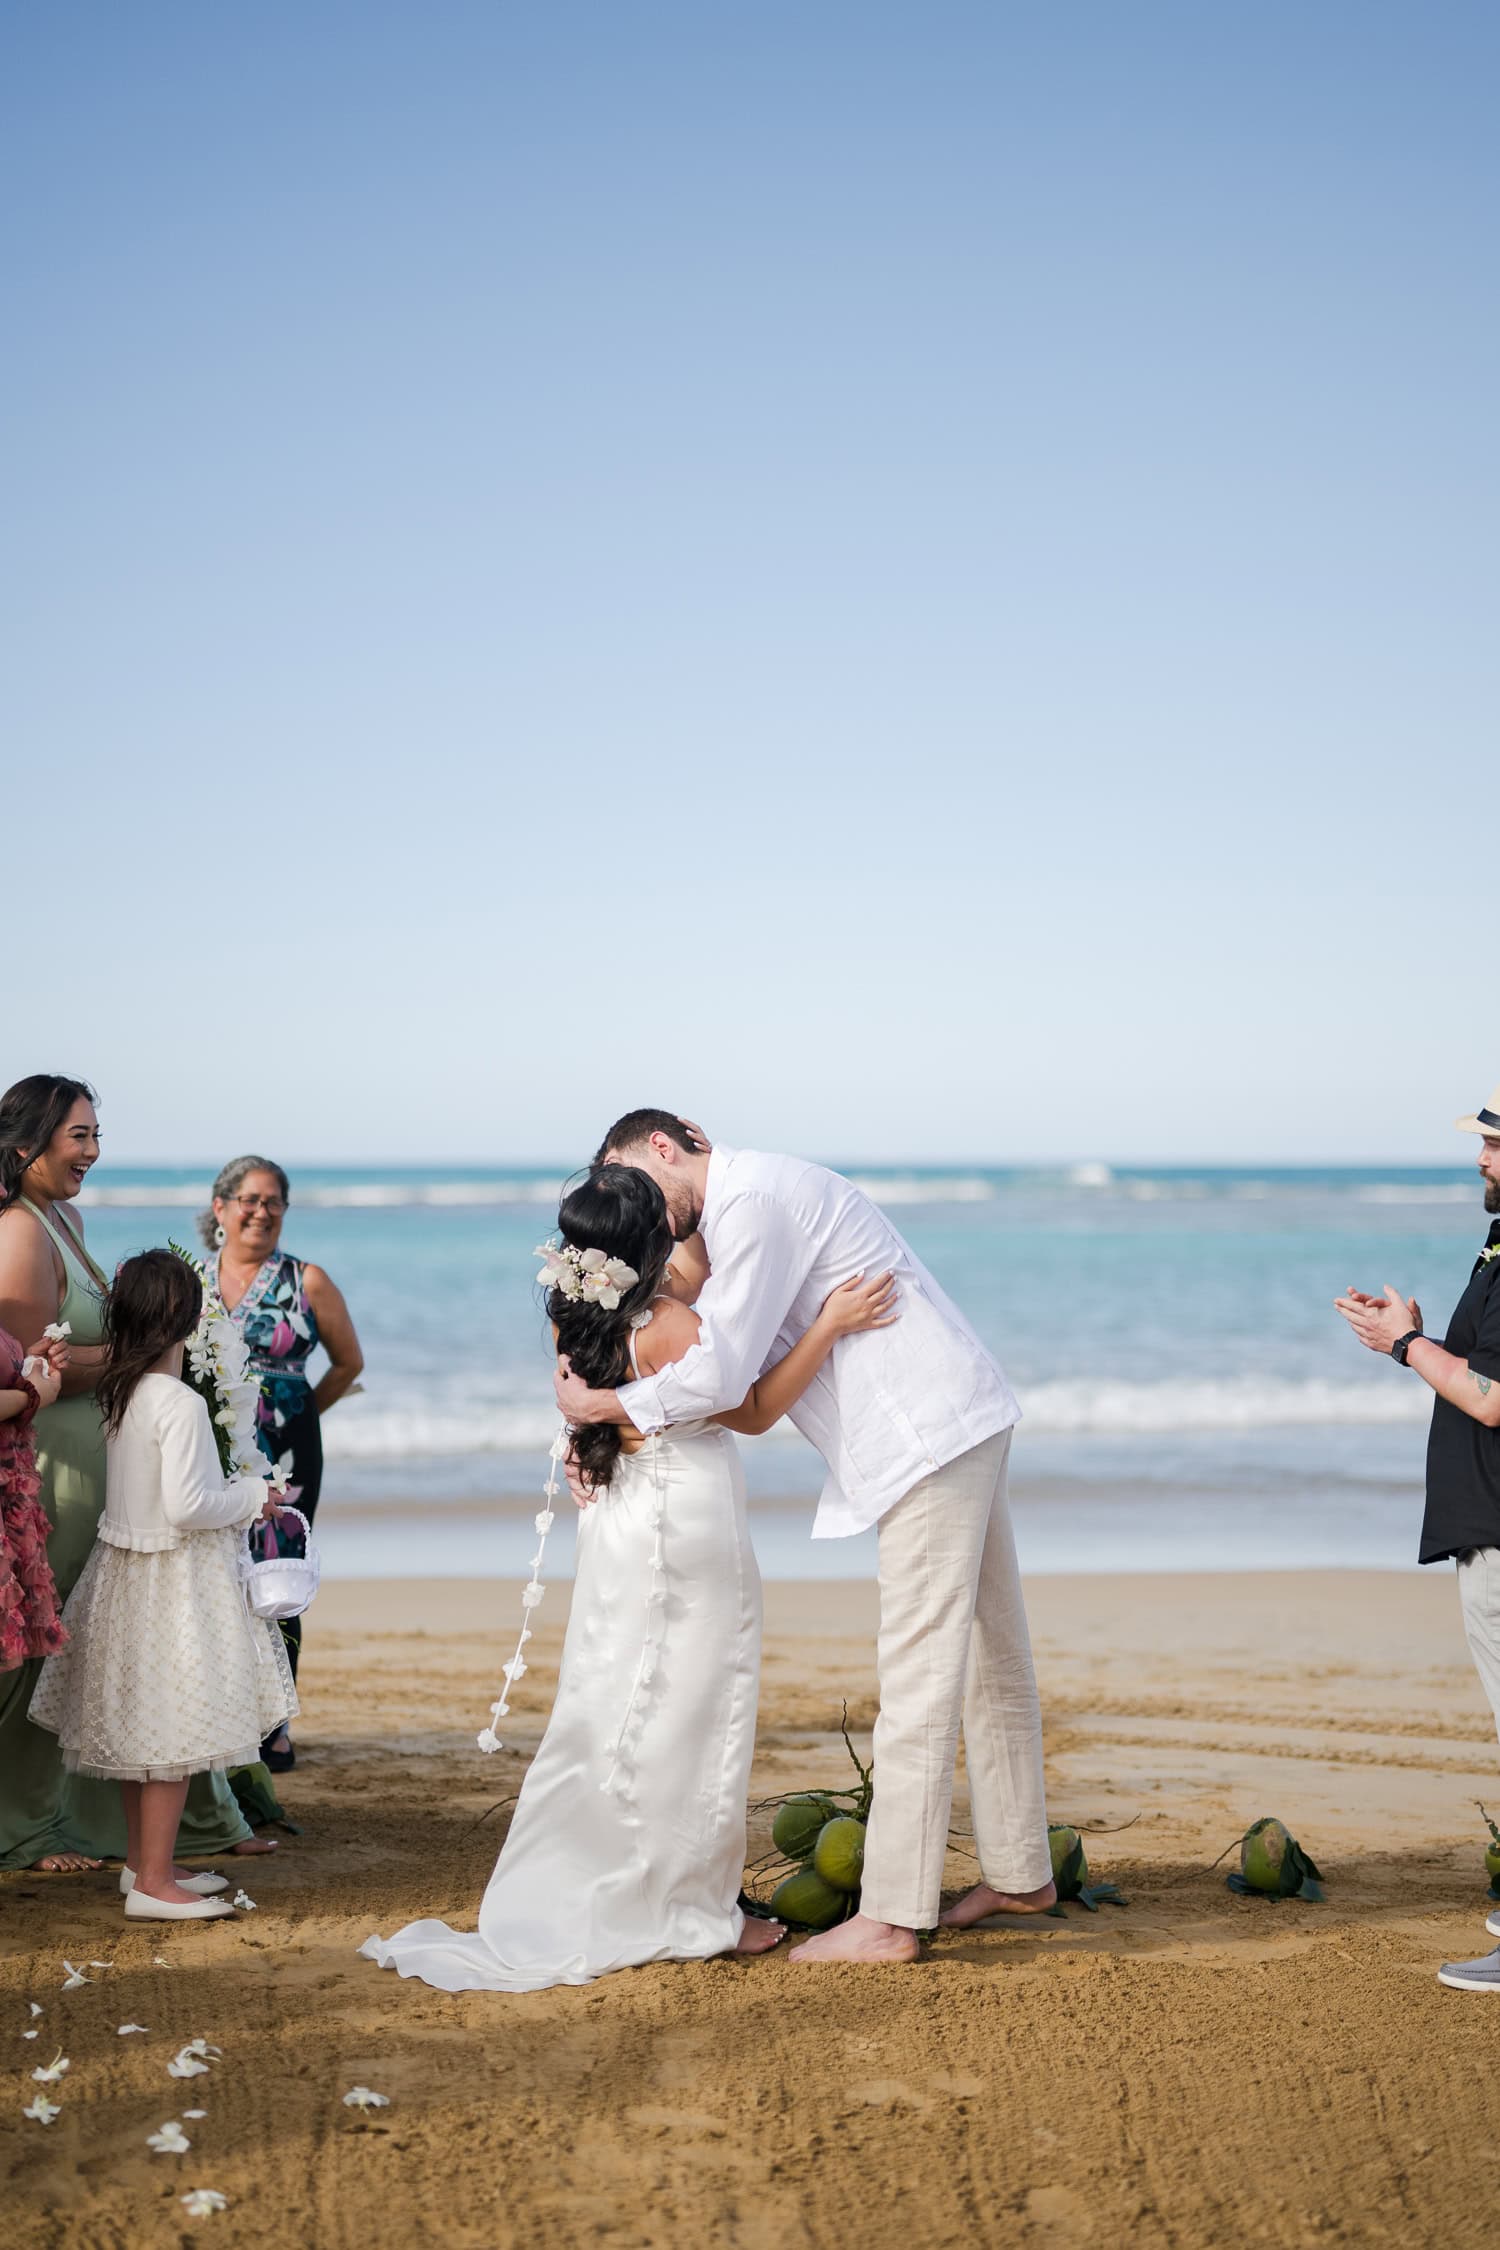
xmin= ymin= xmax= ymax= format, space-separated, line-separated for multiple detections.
xmin=363 ymin=1112 xmax=1052 ymax=1991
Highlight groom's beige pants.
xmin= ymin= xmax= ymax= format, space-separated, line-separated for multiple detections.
xmin=859 ymin=1430 xmax=1051 ymax=1928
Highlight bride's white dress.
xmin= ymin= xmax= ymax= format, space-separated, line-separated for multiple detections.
xmin=361 ymin=1385 xmax=761 ymax=1992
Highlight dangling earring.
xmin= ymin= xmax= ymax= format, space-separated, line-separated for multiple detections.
xmin=214 ymin=1223 xmax=226 ymax=1248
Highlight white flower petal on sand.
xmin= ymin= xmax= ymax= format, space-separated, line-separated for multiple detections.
xmin=232 ymin=1891 xmax=256 ymax=1911
xmin=22 ymin=2030 xmax=38 ymax=2040
xmin=148 ymin=2120 xmax=192 ymax=2154
xmin=180 ymin=2190 xmax=228 ymax=2217
xmin=169 ymin=2057 xmax=210 ymax=2079
xmin=23 ymin=2094 xmax=60 ymax=2124
xmin=153 ymin=1956 xmax=172 ymax=1968
xmin=117 ymin=2024 xmax=150 ymax=2036
xmin=28 ymin=2003 xmax=43 ymax=2017
xmin=88 ymin=1960 xmax=113 ymax=1970
xmin=182 ymin=2108 xmax=208 ymax=2119
xmin=60 ymin=1962 xmax=89 ymax=1991
xmin=179 ymin=2040 xmax=221 ymax=2059
xmin=341 ymin=2087 xmax=390 ymax=2111
xmin=31 ymin=2053 xmax=69 ymax=2083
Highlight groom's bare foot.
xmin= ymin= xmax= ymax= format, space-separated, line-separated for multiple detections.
xmin=733 ymin=1918 xmax=785 ymax=1956
xmin=938 ymin=1878 xmax=1057 ymax=1928
xmin=788 ymin=1913 xmax=919 ymax=1964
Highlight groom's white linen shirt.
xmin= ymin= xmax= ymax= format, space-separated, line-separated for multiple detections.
xmin=617 ymin=1147 xmax=1020 ymax=1539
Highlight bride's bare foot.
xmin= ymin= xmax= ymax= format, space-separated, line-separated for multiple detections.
xmin=938 ymin=1877 xmax=1057 ymax=1928
xmin=733 ymin=1918 xmax=785 ymax=1956
xmin=788 ymin=1914 xmax=919 ymax=1964
xmin=33 ymin=1851 xmax=103 ymax=1874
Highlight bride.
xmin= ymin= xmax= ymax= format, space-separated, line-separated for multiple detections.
xmin=362 ymin=1164 xmax=895 ymax=1992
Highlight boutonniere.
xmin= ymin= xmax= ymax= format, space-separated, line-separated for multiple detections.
xmin=1480 ymin=1245 xmax=1500 ymax=1266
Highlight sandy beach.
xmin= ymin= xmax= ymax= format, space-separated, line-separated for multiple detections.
xmin=6 ymin=1564 xmax=1500 ymax=2248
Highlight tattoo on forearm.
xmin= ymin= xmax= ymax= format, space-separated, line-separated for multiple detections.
xmin=1472 ymin=1371 xmax=1493 ymax=1397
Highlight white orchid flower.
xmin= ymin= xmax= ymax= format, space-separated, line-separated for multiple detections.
xmin=118 ymin=2024 xmax=150 ymax=2036
xmin=31 ymin=2052 xmax=69 ymax=2083
xmin=342 ymin=2087 xmax=390 ymax=2111
xmin=169 ymin=2056 xmax=210 ymax=2080
xmin=521 ymin=1583 xmax=545 ymax=1608
xmin=579 ymin=1247 xmax=607 ymax=1272
xmin=180 ymin=2189 xmax=228 ymax=2217
xmin=232 ymin=1891 xmax=256 ymax=1911
xmin=476 ymin=1727 xmax=501 ymax=1754
xmin=533 ymin=1510 xmax=554 ymax=1535
xmin=148 ymin=2121 xmax=192 ymax=2154
xmin=60 ymin=1962 xmax=90 ymax=1990
xmin=23 ymin=2094 xmax=60 ymax=2124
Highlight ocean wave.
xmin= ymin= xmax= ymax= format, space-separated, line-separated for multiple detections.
xmin=845 ymin=1175 xmax=995 ymax=1204
xmin=319 ymin=1375 xmax=1428 ymax=1462
xmin=79 ymin=1179 xmax=565 ymax=1211
xmin=1354 ymin=1184 xmax=1475 ymax=1205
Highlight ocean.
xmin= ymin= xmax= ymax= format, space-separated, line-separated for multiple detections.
xmin=74 ymin=1163 xmax=1486 ymax=1579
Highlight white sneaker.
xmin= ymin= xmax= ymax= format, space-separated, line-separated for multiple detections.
xmin=124 ymin=1888 xmax=235 ymax=1922
xmin=120 ymin=1867 xmax=230 ymax=1898
xmin=1485 ymin=1910 xmax=1500 ymax=1940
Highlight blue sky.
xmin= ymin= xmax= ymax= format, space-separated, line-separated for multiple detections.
xmin=4 ymin=3 xmax=1495 ymax=1164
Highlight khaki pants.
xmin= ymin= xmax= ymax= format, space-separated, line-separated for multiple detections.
xmin=1458 ymin=1548 xmax=1500 ymax=1745
xmin=860 ymin=1430 xmax=1051 ymax=1927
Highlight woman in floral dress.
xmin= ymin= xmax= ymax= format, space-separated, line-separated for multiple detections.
xmin=201 ymin=1156 xmax=364 ymax=1769
xmin=0 ymin=1323 xmax=68 ymax=1673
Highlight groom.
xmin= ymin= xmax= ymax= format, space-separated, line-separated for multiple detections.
xmin=554 ymin=1111 xmax=1054 ymax=1962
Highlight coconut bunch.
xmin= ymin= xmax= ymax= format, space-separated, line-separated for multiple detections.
xmin=1477 ymin=1803 xmax=1500 ymax=1898
xmin=1224 ymin=1816 xmax=1324 ymax=1902
xmin=1046 ymin=1824 xmax=1127 ymax=1912
xmin=744 ymin=1709 xmax=873 ymax=1932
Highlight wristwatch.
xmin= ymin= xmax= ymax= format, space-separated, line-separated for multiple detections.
xmin=1391 ymin=1330 xmax=1422 ymax=1366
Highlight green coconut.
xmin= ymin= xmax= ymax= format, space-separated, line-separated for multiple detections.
xmin=1048 ymin=1824 xmax=1087 ymax=1899
xmin=1229 ymin=1816 xmax=1323 ymax=1902
xmin=770 ymin=1865 xmax=847 ymax=1930
xmin=772 ymin=1794 xmax=836 ymax=1862
xmin=812 ymin=1816 xmax=867 ymax=1894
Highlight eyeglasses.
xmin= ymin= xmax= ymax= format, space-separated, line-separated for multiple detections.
xmin=231 ymin=1196 xmax=286 ymax=1216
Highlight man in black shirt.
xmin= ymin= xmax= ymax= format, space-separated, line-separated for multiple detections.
xmin=1336 ymin=1082 xmax=1500 ymax=1992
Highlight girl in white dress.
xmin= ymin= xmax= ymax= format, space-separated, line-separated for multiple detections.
xmin=30 ymin=1250 xmax=295 ymax=1921
xmin=362 ymin=1165 xmax=895 ymax=1992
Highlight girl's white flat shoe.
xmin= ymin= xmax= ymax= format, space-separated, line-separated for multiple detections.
xmin=124 ymin=1888 xmax=236 ymax=1922
xmin=120 ymin=1867 xmax=230 ymax=1897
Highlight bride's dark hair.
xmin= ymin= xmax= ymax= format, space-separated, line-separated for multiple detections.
xmin=548 ymin=1164 xmax=673 ymax=1493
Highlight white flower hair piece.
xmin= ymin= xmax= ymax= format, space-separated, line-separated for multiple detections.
xmin=535 ymin=1241 xmax=639 ymax=1312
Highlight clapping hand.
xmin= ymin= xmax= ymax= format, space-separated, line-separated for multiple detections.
xmin=1334 ymin=1283 xmax=1422 ymax=1355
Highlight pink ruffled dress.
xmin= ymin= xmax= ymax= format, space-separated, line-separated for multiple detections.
xmin=0 ymin=1326 xmax=67 ymax=1672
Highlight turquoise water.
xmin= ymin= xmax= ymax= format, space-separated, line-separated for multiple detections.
xmin=74 ymin=1163 xmax=1486 ymax=1576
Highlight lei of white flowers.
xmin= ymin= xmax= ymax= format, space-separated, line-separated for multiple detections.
xmin=535 ymin=1241 xmax=639 ymax=1310
xmin=170 ymin=1244 xmax=288 ymax=1496
xmin=476 ymin=1433 xmax=563 ymax=1754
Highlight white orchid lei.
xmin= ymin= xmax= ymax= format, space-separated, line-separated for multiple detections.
xmin=169 ymin=1243 xmax=287 ymax=1496
xmin=535 ymin=1241 xmax=639 ymax=1310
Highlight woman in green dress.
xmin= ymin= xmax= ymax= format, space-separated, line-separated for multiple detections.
xmin=0 ymin=1076 xmax=276 ymax=1872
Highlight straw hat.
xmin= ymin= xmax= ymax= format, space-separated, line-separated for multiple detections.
xmin=1456 ymin=1084 xmax=1500 ymax=1136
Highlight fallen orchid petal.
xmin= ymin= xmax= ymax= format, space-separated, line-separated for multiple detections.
xmin=180 ymin=2190 xmax=228 ymax=2217
xmin=169 ymin=2056 xmax=210 ymax=2079
xmin=342 ymin=2086 xmax=390 ymax=2111
xmin=87 ymin=1960 xmax=113 ymax=1970
xmin=118 ymin=2024 xmax=150 ymax=2036
xmin=31 ymin=2052 xmax=69 ymax=2083
xmin=60 ymin=1961 xmax=90 ymax=1990
xmin=22 ymin=2030 xmax=38 ymax=2040
xmin=28 ymin=2003 xmax=43 ymax=2018
xmin=182 ymin=2108 xmax=208 ymax=2119
xmin=148 ymin=2121 xmax=191 ymax=2154
xmin=23 ymin=2094 xmax=60 ymax=2124
xmin=232 ymin=1891 xmax=256 ymax=1911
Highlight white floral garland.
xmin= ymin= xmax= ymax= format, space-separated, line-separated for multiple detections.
xmin=476 ymin=1432 xmax=563 ymax=1754
xmin=171 ymin=1244 xmax=287 ymax=1496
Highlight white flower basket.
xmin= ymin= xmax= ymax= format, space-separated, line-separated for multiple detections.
xmin=245 ymin=1507 xmax=320 ymax=1622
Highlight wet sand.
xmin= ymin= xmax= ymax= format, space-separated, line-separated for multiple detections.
xmin=5 ymin=1567 xmax=1500 ymax=2248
